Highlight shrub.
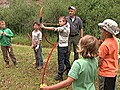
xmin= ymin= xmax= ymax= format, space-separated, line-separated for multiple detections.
xmin=0 ymin=0 xmax=120 ymax=46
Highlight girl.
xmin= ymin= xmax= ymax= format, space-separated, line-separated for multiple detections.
xmin=40 ymin=35 xmax=99 ymax=90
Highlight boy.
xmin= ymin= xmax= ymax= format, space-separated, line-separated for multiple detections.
xmin=32 ymin=21 xmax=43 ymax=70
xmin=98 ymin=19 xmax=119 ymax=90
xmin=40 ymin=16 xmax=71 ymax=81
xmin=0 ymin=20 xmax=18 ymax=68
xmin=40 ymin=35 xmax=99 ymax=90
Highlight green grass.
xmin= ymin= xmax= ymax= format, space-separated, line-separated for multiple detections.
xmin=12 ymin=33 xmax=58 ymax=48
xmin=0 ymin=45 xmax=120 ymax=90
xmin=0 ymin=44 xmax=70 ymax=90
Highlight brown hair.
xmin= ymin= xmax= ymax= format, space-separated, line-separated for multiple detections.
xmin=33 ymin=21 xmax=40 ymax=26
xmin=77 ymin=35 xmax=99 ymax=58
xmin=59 ymin=16 xmax=67 ymax=23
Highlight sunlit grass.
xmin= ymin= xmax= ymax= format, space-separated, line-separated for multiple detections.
xmin=0 ymin=44 xmax=119 ymax=90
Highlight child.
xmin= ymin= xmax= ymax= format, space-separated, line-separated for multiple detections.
xmin=0 ymin=20 xmax=18 ymax=68
xmin=40 ymin=35 xmax=99 ymax=90
xmin=32 ymin=21 xmax=43 ymax=70
xmin=40 ymin=16 xmax=71 ymax=81
xmin=98 ymin=19 xmax=119 ymax=90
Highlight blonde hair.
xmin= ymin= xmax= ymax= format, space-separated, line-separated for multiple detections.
xmin=77 ymin=35 xmax=99 ymax=58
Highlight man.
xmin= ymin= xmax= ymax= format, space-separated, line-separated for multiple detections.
xmin=66 ymin=6 xmax=83 ymax=62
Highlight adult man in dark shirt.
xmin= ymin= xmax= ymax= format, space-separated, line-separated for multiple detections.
xmin=66 ymin=6 xmax=83 ymax=62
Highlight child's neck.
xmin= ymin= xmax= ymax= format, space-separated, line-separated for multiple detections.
xmin=34 ymin=29 xmax=38 ymax=32
xmin=105 ymin=34 xmax=113 ymax=38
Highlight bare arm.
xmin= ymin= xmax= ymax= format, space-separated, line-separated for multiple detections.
xmin=41 ymin=24 xmax=55 ymax=31
xmin=80 ymin=28 xmax=83 ymax=38
xmin=37 ymin=39 xmax=41 ymax=45
xmin=98 ymin=57 xmax=103 ymax=66
xmin=40 ymin=77 xmax=74 ymax=90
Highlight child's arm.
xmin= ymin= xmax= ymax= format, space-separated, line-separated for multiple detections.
xmin=40 ymin=24 xmax=55 ymax=31
xmin=40 ymin=77 xmax=74 ymax=90
xmin=5 ymin=28 xmax=14 ymax=37
xmin=35 ymin=40 xmax=41 ymax=50
xmin=98 ymin=57 xmax=103 ymax=66
xmin=31 ymin=38 xmax=36 ymax=48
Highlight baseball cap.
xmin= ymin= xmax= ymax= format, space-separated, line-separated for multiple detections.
xmin=68 ymin=6 xmax=76 ymax=11
xmin=98 ymin=19 xmax=119 ymax=35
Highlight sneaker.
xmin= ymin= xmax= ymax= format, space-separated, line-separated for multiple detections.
xmin=37 ymin=66 xmax=43 ymax=70
xmin=6 ymin=64 xmax=10 ymax=68
xmin=13 ymin=62 xmax=18 ymax=68
xmin=5 ymin=61 xmax=10 ymax=68
xmin=15 ymin=64 xmax=18 ymax=68
xmin=54 ymin=74 xmax=63 ymax=81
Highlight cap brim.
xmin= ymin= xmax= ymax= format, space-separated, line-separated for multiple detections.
xmin=98 ymin=23 xmax=105 ymax=27
xmin=68 ymin=6 xmax=76 ymax=10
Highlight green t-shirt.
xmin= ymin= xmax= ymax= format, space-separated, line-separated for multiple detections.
xmin=68 ymin=57 xmax=98 ymax=90
xmin=0 ymin=28 xmax=14 ymax=46
xmin=117 ymin=38 xmax=120 ymax=64
xmin=117 ymin=38 xmax=120 ymax=56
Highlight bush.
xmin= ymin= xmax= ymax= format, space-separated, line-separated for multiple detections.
xmin=42 ymin=0 xmax=120 ymax=37
xmin=0 ymin=0 xmax=40 ymax=34
xmin=0 ymin=0 xmax=120 ymax=46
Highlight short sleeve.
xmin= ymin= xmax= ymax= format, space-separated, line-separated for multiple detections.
xmin=68 ymin=60 xmax=81 ymax=80
xmin=54 ymin=27 xmax=64 ymax=32
xmin=38 ymin=31 xmax=42 ymax=40
xmin=99 ymin=44 xmax=108 ymax=58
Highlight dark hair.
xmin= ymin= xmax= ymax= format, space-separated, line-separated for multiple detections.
xmin=33 ymin=21 xmax=40 ymax=26
xmin=77 ymin=35 xmax=99 ymax=58
xmin=68 ymin=6 xmax=71 ymax=10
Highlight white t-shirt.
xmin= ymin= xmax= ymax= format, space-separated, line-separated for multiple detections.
xmin=32 ymin=30 xmax=42 ymax=45
xmin=55 ymin=22 xmax=70 ymax=47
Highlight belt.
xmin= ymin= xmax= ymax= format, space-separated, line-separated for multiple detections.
xmin=69 ymin=34 xmax=79 ymax=37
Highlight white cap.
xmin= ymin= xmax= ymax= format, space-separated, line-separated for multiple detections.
xmin=68 ymin=6 xmax=76 ymax=11
xmin=98 ymin=19 xmax=119 ymax=35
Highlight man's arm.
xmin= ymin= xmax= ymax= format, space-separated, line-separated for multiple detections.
xmin=80 ymin=28 xmax=83 ymax=38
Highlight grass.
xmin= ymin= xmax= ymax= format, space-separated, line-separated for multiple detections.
xmin=0 ymin=44 xmax=120 ymax=90
xmin=0 ymin=44 xmax=69 ymax=90
xmin=12 ymin=33 xmax=58 ymax=48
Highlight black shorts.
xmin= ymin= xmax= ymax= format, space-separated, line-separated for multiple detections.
xmin=99 ymin=75 xmax=116 ymax=90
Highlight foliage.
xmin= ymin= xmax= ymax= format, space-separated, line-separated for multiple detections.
xmin=12 ymin=34 xmax=31 ymax=45
xmin=43 ymin=0 xmax=120 ymax=37
xmin=0 ymin=0 xmax=120 ymax=45
xmin=0 ymin=0 xmax=40 ymax=34
xmin=11 ymin=33 xmax=58 ymax=47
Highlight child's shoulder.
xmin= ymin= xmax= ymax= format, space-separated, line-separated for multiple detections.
xmin=4 ymin=28 xmax=11 ymax=31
